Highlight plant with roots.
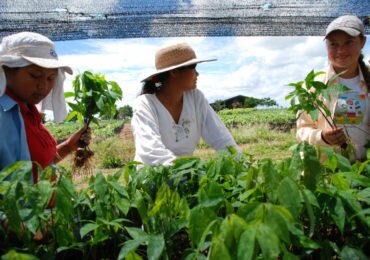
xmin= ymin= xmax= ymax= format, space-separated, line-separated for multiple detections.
xmin=285 ymin=70 xmax=356 ymax=156
xmin=65 ymin=71 xmax=123 ymax=174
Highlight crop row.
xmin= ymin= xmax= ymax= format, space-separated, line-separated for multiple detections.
xmin=1 ymin=143 xmax=369 ymax=259
xmin=46 ymin=120 xmax=125 ymax=141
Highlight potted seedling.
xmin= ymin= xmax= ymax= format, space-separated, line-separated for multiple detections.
xmin=285 ymin=70 xmax=355 ymax=156
xmin=65 ymin=71 xmax=123 ymax=175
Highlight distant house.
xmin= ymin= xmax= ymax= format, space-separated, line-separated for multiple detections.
xmin=211 ymin=95 xmax=278 ymax=111
xmin=210 ymin=95 xmax=247 ymax=110
xmin=223 ymin=95 xmax=247 ymax=108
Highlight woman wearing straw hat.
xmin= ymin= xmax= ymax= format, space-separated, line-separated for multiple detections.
xmin=297 ymin=15 xmax=370 ymax=161
xmin=131 ymin=42 xmax=240 ymax=166
xmin=0 ymin=32 xmax=91 ymax=182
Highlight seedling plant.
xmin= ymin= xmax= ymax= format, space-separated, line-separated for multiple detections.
xmin=64 ymin=71 xmax=122 ymax=175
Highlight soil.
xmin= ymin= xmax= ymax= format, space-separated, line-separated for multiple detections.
xmin=119 ymin=123 xmax=134 ymax=141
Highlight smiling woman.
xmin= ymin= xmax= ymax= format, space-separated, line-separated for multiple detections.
xmin=296 ymin=15 xmax=370 ymax=162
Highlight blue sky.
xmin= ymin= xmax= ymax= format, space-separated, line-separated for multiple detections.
xmin=55 ymin=36 xmax=370 ymax=108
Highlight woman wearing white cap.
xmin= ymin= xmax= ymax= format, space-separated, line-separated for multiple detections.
xmin=297 ymin=15 xmax=369 ymax=161
xmin=131 ymin=42 xmax=240 ymax=166
xmin=0 ymin=32 xmax=91 ymax=182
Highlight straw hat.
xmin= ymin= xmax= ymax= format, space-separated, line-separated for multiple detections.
xmin=325 ymin=15 xmax=365 ymax=38
xmin=141 ymin=42 xmax=216 ymax=82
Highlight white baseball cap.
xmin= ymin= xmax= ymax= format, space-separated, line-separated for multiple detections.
xmin=325 ymin=15 xmax=365 ymax=38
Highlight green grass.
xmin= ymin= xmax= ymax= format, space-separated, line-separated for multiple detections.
xmin=48 ymin=109 xmax=298 ymax=172
xmin=46 ymin=120 xmax=125 ymax=140
xmin=57 ymin=124 xmax=297 ymax=172
xmin=196 ymin=124 xmax=297 ymax=160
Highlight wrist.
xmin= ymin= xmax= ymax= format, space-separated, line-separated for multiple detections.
xmin=321 ymin=131 xmax=330 ymax=145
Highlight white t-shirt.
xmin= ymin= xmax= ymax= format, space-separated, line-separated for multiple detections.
xmin=334 ymin=76 xmax=369 ymax=158
xmin=131 ymin=89 xmax=240 ymax=166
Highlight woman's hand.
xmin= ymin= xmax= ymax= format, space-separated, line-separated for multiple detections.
xmin=66 ymin=125 xmax=92 ymax=151
xmin=321 ymin=128 xmax=347 ymax=146
xmin=55 ymin=125 xmax=92 ymax=162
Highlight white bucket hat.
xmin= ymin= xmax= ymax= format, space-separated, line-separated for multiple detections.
xmin=0 ymin=32 xmax=73 ymax=122
xmin=325 ymin=15 xmax=365 ymax=38
xmin=141 ymin=42 xmax=216 ymax=82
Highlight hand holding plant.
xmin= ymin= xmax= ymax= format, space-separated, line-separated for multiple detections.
xmin=285 ymin=70 xmax=351 ymax=149
xmin=65 ymin=71 xmax=122 ymax=174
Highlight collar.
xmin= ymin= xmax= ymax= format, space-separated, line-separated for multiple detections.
xmin=325 ymin=64 xmax=367 ymax=91
xmin=1 ymin=88 xmax=37 ymax=115
xmin=0 ymin=93 xmax=18 ymax=112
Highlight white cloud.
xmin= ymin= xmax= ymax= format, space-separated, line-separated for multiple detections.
xmin=57 ymin=36 xmax=370 ymax=108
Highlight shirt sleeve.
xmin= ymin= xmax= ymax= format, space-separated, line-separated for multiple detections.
xmin=131 ymin=96 xmax=177 ymax=166
xmin=196 ymin=90 xmax=241 ymax=153
xmin=296 ymin=110 xmax=328 ymax=146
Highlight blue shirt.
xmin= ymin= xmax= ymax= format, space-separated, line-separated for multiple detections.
xmin=0 ymin=94 xmax=30 ymax=171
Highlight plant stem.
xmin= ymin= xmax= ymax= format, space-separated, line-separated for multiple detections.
xmin=316 ymin=106 xmax=335 ymax=129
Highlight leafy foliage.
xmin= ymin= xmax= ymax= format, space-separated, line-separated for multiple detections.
xmin=1 ymin=144 xmax=369 ymax=259
xmin=218 ymin=108 xmax=295 ymax=127
xmin=285 ymin=70 xmax=350 ymax=128
xmin=46 ymin=120 xmax=124 ymax=141
xmin=64 ymin=71 xmax=123 ymax=126
xmin=115 ymin=105 xmax=133 ymax=120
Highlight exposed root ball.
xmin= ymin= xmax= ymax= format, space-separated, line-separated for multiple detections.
xmin=73 ymin=146 xmax=94 ymax=177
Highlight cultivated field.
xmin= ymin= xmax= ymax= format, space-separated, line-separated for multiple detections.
xmin=46 ymin=108 xmax=298 ymax=174
xmin=2 ymin=108 xmax=369 ymax=259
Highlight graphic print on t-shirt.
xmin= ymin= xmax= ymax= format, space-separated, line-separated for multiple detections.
xmin=334 ymin=92 xmax=366 ymax=125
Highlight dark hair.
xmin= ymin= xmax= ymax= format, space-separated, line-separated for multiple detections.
xmin=359 ymin=53 xmax=370 ymax=91
xmin=140 ymin=72 xmax=170 ymax=95
xmin=139 ymin=64 xmax=197 ymax=95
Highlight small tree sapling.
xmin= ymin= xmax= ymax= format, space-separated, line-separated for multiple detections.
xmin=64 ymin=71 xmax=123 ymax=174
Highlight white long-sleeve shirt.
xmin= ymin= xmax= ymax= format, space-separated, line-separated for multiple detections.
xmin=131 ymin=89 xmax=240 ymax=166
xmin=296 ymin=65 xmax=370 ymax=161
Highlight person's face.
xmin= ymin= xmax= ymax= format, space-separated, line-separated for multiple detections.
xmin=326 ymin=31 xmax=366 ymax=73
xmin=175 ymin=64 xmax=199 ymax=91
xmin=4 ymin=64 xmax=58 ymax=104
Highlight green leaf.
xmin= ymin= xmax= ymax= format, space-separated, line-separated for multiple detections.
xmin=308 ymin=109 xmax=319 ymax=122
xmin=198 ymin=181 xmax=224 ymax=208
xmin=148 ymin=234 xmax=165 ymax=260
xmin=125 ymin=251 xmax=143 ymax=260
xmin=328 ymin=197 xmax=345 ymax=234
xmin=218 ymin=214 xmax=249 ymax=252
xmin=287 ymin=223 xmax=320 ymax=249
xmin=336 ymin=172 xmax=370 ymax=187
xmin=118 ymin=236 xmax=148 ymax=260
xmin=340 ymin=246 xmax=368 ymax=260
xmin=277 ymin=177 xmax=301 ymax=219
xmin=80 ymin=223 xmax=100 ymax=238
xmin=64 ymin=91 xmax=75 ymax=98
xmin=1 ymin=250 xmax=39 ymax=260
xmin=237 ymin=227 xmax=257 ymax=260
xmin=55 ymin=182 xmax=74 ymax=220
xmin=265 ymin=205 xmax=292 ymax=243
xmin=332 ymin=174 xmax=350 ymax=190
xmin=256 ymin=223 xmax=281 ymax=260
xmin=259 ymin=159 xmax=280 ymax=202
xmin=64 ymin=110 xmax=79 ymax=122
xmin=0 ymin=161 xmax=32 ymax=181
xmin=189 ymin=206 xmax=217 ymax=247
xmin=209 ymin=237 xmax=233 ymax=260
xmin=301 ymin=189 xmax=316 ymax=237
xmin=126 ymin=227 xmax=148 ymax=240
